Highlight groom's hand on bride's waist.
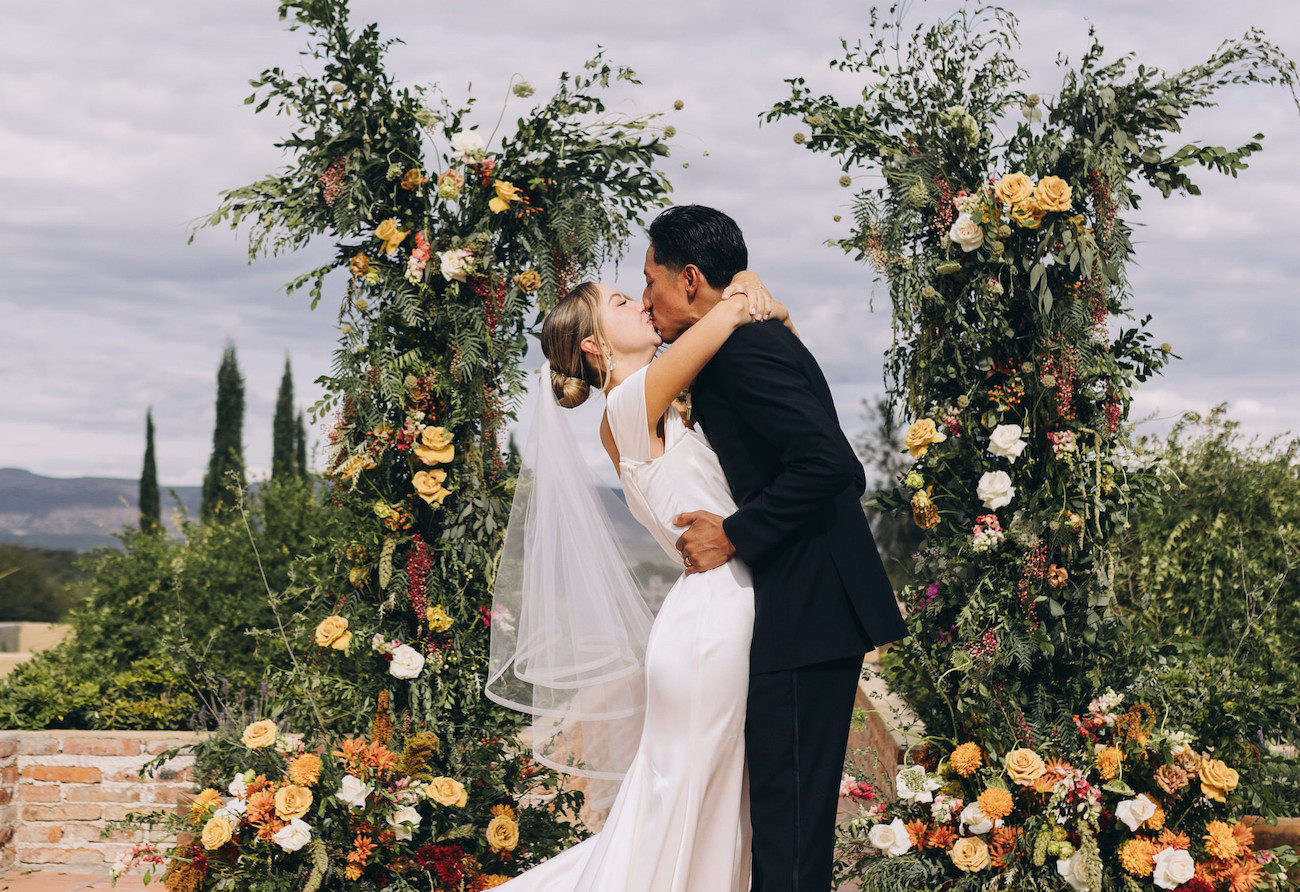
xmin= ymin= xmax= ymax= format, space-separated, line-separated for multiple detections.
xmin=673 ymin=511 xmax=737 ymax=575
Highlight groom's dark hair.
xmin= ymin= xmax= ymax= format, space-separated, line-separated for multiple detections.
xmin=648 ymin=205 xmax=748 ymax=288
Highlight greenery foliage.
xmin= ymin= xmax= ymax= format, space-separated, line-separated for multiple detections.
xmin=0 ymin=544 xmax=88 ymax=623
xmin=0 ymin=478 xmax=334 ymax=730
xmin=273 ymin=359 xmax=308 ymax=480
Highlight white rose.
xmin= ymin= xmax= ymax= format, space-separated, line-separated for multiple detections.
xmin=449 ymin=130 xmax=485 ymax=161
xmin=214 ymin=799 xmax=246 ymax=825
xmin=337 ymin=775 xmax=374 ymax=809
xmin=1057 ymin=851 xmax=1090 ymax=892
xmin=895 ymin=765 xmax=941 ymax=804
xmin=868 ymin=817 xmax=912 ymax=857
xmin=389 ymin=643 xmax=426 ymax=680
xmin=227 ymin=770 xmax=253 ymax=799
xmin=977 ymin=470 xmax=1015 ymax=510
xmin=1152 ymin=847 xmax=1196 ymax=890
xmin=439 ymin=248 xmax=474 ymax=282
xmin=987 ymin=424 xmax=1028 ymax=463
xmin=1114 ymin=793 xmax=1157 ymax=832
xmin=387 ymin=805 xmax=422 ymax=841
xmin=948 ymin=213 xmax=985 ymax=253
xmin=272 ymin=818 xmax=313 ymax=853
xmin=960 ymin=801 xmax=994 ymax=835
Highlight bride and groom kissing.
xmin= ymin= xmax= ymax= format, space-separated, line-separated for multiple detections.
xmin=487 ymin=204 xmax=907 ymax=890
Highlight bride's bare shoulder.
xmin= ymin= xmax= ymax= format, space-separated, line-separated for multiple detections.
xmin=600 ymin=410 xmax=620 ymax=475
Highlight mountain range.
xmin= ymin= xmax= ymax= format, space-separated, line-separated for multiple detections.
xmin=0 ymin=468 xmax=202 ymax=551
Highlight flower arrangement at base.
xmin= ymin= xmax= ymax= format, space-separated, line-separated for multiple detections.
xmin=112 ymin=721 xmax=578 ymax=890
xmin=835 ymin=690 xmax=1298 ymax=891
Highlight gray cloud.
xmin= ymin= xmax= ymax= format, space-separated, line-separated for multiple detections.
xmin=1 ymin=0 xmax=1297 ymax=486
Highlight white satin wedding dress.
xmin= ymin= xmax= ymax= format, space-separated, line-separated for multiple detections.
xmin=503 ymin=364 xmax=754 ymax=891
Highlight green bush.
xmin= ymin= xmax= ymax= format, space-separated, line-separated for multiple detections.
xmin=0 ymin=478 xmax=337 ymax=729
xmin=0 ymin=544 xmax=89 ymax=622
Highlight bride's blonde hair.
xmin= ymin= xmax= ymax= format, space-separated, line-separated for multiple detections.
xmin=540 ymin=282 xmax=611 ymax=408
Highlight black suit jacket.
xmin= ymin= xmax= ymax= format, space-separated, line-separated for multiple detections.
xmin=692 ymin=322 xmax=907 ymax=674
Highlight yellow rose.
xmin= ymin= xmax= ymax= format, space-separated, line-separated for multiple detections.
xmin=413 ymin=426 xmax=455 ymax=465
xmin=1200 ymin=759 xmax=1239 ymax=802
xmin=488 ymin=180 xmax=522 ymax=214
xmin=486 ymin=813 xmax=519 ymax=852
xmin=904 ymin=419 xmax=947 ymax=459
xmin=1033 ymin=175 xmax=1073 ymax=212
xmin=426 ymin=604 xmax=453 ymax=633
xmin=315 ymin=615 xmax=349 ymax=648
xmin=994 ymin=172 xmax=1034 ymax=206
xmin=413 ymin=469 xmax=452 ymax=505
xmin=331 ymin=631 xmax=352 ymax=651
xmin=241 ymin=719 xmax=278 ymax=749
xmin=200 ymin=814 xmax=233 ymax=850
xmin=374 ymin=218 xmax=409 ymax=254
xmin=426 ymin=777 xmax=468 ymax=808
xmin=951 ymin=836 xmax=990 ymax=872
xmin=1004 ymin=748 xmax=1046 ymax=786
xmin=514 ymin=269 xmax=541 ymax=293
xmin=1010 ymin=197 xmax=1046 ymax=229
xmin=274 ymin=784 xmax=314 ymax=820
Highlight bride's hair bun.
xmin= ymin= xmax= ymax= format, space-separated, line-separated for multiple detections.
xmin=551 ymin=367 xmax=591 ymax=408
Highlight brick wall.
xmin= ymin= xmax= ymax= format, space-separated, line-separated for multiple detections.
xmin=0 ymin=731 xmax=202 ymax=874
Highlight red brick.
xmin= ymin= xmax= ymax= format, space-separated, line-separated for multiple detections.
xmin=102 ymin=804 xmax=160 ymax=822
xmin=19 ymin=737 xmax=59 ymax=756
xmin=0 ymin=737 xmax=17 ymax=758
xmin=22 ymin=803 xmax=103 ymax=822
xmin=146 ymin=784 xmax=195 ymax=805
xmin=63 ymin=738 xmax=142 ymax=756
xmin=0 ymin=789 xmax=9 ymax=806
xmin=1 ymin=764 xmax=17 ymax=783
xmin=146 ymin=740 xmax=189 ymax=755
xmin=109 ymin=769 xmax=142 ymax=783
xmin=62 ymin=823 xmax=143 ymax=843
xmin=64 ymin=784 xmax=144 ymax=803
xmin=22 ymin=765 xmax=102 ymax=784
xmin=16 ymin=783 xmax=61 ymax=802
xmin=15 ymin=824 xmax=63 ymax=844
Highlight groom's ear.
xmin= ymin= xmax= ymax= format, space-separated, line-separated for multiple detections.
xmin=682 ymin=264 xmax=704 ymax=300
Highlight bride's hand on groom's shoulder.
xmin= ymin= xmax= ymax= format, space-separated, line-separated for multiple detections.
xmin=721 ymin=271 xmax=795 ymax=335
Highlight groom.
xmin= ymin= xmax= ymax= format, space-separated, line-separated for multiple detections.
xmin=642 ymin=205 xmax=907 ymax=891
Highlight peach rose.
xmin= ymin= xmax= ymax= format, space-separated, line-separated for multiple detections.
xmin=1010 ymin=198 xmax=1046 ymax=229
xmin=274 ymin=784 xmax=314 ymax=821
xmin=241 ymin=720 xmax=278 ymax=749
xmin=1033 ymin=176 xmax=1073 ymax=212
xmin=1005 ymin=748 xmax=1046 ymax=786
xmin=904 ymin=419 xmax=947 ymax=459
xmin=486 ymin=814 xmax=519 ymax=852
xmin=951 ymin=836 xmax=990 ymax=872
xmin=412 ymin=469 xmax=451 ymax=506
xmin=426 ymin=777 xmax=469 ymax=808
xmin=413 ymin=426 xmax=455 ymax=465
xmin=995 ymin=172 xmax=1034 ymax=206
xmin=315 ymin=615 xmax=349 ymax=648
xmin=374 ymin=218 xmax=409 ymax=255
xmin=200 ymin=814 xmax=233 ymax=850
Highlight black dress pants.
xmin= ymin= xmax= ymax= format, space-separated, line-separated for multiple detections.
xmin=745 ymin=653 xmax=864 ymax=892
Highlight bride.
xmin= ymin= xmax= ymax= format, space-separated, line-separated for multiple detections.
xmin=486 ymin=271 xmax=790 ymax=890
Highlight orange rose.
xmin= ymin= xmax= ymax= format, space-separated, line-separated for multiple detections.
xmin=374 ymin=218 xmax=409 ymax=255
xmin=349 ymin=254 xmax=370 ymax=277
xmin=413 ymin=469 xmax=451 ymax=506
xmin=413 ymin=426 xmax=455 ymax=465
xmin=486 ymin=814 xmax=519 ymax=852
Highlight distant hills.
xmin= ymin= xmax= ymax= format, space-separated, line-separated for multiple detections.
xmin=0 ymin=468 xmax=201 ymax=551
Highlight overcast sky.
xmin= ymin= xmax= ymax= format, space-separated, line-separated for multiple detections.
xmin=2 ymin=0 xmax=1297 ymax=486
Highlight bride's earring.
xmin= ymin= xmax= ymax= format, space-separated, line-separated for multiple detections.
xmin=604 ymin=350 xmax=617 ymax=372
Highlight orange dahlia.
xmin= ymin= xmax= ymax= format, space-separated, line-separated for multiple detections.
xmin=288 ymin=752 xmax=323 ymax=787
xmin=1204 ymin=821 xmax=1240 ymax=859
xmin=950 ymin=742 xmax=983 ymax=777
xmin=977 ymin=787 xmax=1015 ymax=822
xmin=1119 ymin=838 xmax=1157 ymax=877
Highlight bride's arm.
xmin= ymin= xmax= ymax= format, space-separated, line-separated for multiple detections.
xmin=643 ymin=276 xmax=789 ymax=425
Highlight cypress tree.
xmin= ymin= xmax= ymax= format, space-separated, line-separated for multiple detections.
xmin=139 ymin=409 xmax=161 ymax=533
xmin=271 ymin=358 xmax=297 ymax=480
xmin=294 ymin=410 xmax=308 ymax=477
xmin=200 ymin=343 xmax=246 ymax=520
